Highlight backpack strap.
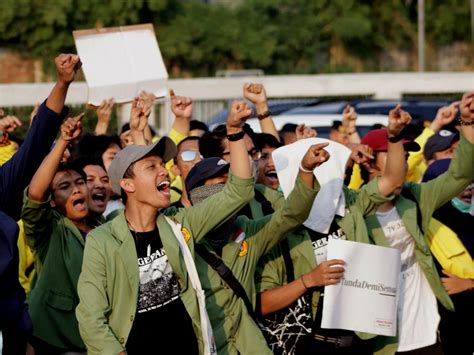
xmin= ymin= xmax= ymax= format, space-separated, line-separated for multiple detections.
xmin=195 ymin=244 xmax=258 ymax=322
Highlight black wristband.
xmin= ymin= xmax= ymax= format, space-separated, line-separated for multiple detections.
xmin=226 ymin=130 xmax=245 ymax=142
xmin=257 ymin=110 xmax=272 ymax=120
xmin=387 ymin=132 xmax=403 ymax=143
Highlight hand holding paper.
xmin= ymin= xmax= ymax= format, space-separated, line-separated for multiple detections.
xmin=303 ymin=259 xmax=345 ymax=288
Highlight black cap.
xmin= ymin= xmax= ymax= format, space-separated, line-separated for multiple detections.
xmin=185 ymin=157 xmax=230 ymax=193
xmin=421 ymin=158 xmax=451 ymax=183
xmin=423 ymin=130 xmax=459 ymax=161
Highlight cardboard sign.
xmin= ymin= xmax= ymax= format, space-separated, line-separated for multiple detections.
xmin=321 ymin=239 xmax=401 ymax=336
xmin=73 ymin=24 xmax=168 ymax=105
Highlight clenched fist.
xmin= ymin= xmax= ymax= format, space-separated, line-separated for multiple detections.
xmin=387 ymin=105 xmax=412 ymax=137
xmin=60 ymin=113 xmax=84 ymax=141
xmin=226 ymin=100 xmax=252 ymax=134
xmin=55 ymin=54 xmax=82 ymax=84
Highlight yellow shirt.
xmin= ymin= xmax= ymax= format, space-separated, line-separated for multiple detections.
xmin=0 ymin=143 xmax=16 ymax=166
xmin=17 ymin=219 xmax=36 ymax=294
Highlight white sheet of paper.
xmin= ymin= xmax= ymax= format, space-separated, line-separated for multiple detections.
xmin=321 ymin=239 xmax=401 ymax=336
xmin=74 ymin=24 xmax=168 ymax=105
xmin=272 ymin=138 xmax=351 ymax=234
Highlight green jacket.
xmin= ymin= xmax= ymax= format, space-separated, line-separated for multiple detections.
xmin=76 ymin=172 xmax=254 ymax=355
xmin=365 ymin=133 xmax=474 ymax=355
xmin=21 ymin=191 xmax=87 ymax=351
xmin=256 ymin=134 xmax=473 ymax=355
xmin=198 ymin=176 xmax=319 ymax=355
xmin=255 ymin=176 xmax=393 ymax=319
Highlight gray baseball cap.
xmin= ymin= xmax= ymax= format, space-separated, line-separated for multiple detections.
xmin=108 ymin=137 xmax=177 ymax=195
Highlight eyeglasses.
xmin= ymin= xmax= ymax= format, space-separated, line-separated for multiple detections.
xmin=222 ymin=148 xmax=262 ymax=161
xmin=180 ymin=150 xmax=203 ymax=162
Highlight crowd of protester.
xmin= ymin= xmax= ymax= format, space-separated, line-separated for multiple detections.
xmin=0 ymin=53 xmax=473 ymax=355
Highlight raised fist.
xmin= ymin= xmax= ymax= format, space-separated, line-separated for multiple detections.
xmin=60 ymin=112 xmax=84 ymax=141
xmin=459 ymin=92 xmax=474 ymax=123
xmin=296 ymin=123 xmax=317 ymax=140
xmin=226 ymin=100 xmax=252 ymax=132
xmin=342 ymin=105 xmax=358 ymax=122
xmin=300 ymin=142 xmax=330 ymax=171
xmin=170 ymin=89 xmax=192 ymax=120
xmin=54 ymin=54 xmax=82 ymax=84
xmin=130 ymin=96 xmax=149 ymax=133
xmin=387 ymin=104 xmax=412 ymax=137
xmin=243 ymin=83 xmax=267 ymax=106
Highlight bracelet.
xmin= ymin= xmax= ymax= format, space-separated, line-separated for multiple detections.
xmin=387 ymin=132 xmax=403 ymax=143
xmin=226 ymin=130 xmax=245 ymax=142
xmin=257 ymin=110 xmax=272 ymax=120
xmin=301 ymin=275 xmax=310 ymax=290
xmin=299 ymin=162 xmax=313 ymax=174
xmin=458 ymin=118 xmax=474 ymax=126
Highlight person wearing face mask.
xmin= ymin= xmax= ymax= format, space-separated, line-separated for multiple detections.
xmin=186 ymin=142 xmax=329 ymax=355
xmin=421 ymin=159 xmax=473 ymax=355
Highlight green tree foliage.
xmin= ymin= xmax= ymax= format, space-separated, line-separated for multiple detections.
xmin=0 ymin=0 xmax=470 ymax=77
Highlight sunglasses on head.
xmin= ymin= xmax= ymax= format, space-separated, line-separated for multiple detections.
xmin=180 ymin=150 xmax=203 ymax=162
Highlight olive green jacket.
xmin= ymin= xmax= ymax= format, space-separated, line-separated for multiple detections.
xmin=76 ymin=172 xmax=254 ymax=355
xmin=198 ymin=176 xmax=319 ymax=355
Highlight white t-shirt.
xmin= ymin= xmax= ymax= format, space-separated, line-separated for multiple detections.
xmin=376 ymin=206 xmax=440 ymax=352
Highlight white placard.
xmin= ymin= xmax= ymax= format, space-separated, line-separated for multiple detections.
xmin=73 ymin=24 xmax=168 ymax=105
xmin=321 ymin=239 xmax=401 ymax=336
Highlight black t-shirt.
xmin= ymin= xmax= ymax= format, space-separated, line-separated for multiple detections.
xmin=307 ymin=220 xmax=354 ymax=337
xmin=126 ymin=227 xmax=198 ymax=354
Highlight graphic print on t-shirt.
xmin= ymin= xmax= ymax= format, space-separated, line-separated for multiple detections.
xmin=133 ymin=229 xmax=180 ymax=313
xmin=309 ymin=220 xmax=346 ymax=264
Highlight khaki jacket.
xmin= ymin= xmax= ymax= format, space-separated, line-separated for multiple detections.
xmin=76 ymin=172 xmax=254 ymax=354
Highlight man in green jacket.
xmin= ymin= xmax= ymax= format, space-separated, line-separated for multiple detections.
xmin=186 ymin=142 xmax=329 ymax=355
xmin=76 ymin=100 xmax=255 ymax=354
xmin=357 ymin=93 xmax=474 ymax=354
xmin=255 ymin=105 xmax=413 ymax=354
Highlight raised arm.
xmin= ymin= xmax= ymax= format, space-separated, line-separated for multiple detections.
xmin=459 ymin=92 xmax=474 ymax=143
xmin=226 ymin=100 xmax=253 ymax=179
xmin=28 ymin=113 xmax=84 ymax=202
xmin=94 ymin=98 xmax=115 ymax=135
xmin=0 ymin=54 xmax=78 ymax=218
xmin=46 ymin=54 xmax=81 ymax=114
xmin=342 ymin=105 xmax=361 ymax=144
xmin=243 ymin=83 xmax=280 ymax=141
xmin=170 ymin=89 xmax=193 ymax=140
xmin=376 ymin=105 xmax=411 ymax=196
xmin=129 ymin=97 xmax=149 ymax=146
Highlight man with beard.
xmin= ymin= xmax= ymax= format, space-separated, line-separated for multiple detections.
xmin=76 ymin=100 xmax=255 ymax=354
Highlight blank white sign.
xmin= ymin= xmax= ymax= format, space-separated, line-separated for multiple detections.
xmin=73 ymin=24 xmax=168 ymax=105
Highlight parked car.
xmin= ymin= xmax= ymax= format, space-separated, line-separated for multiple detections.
xmin=244 ymin=113 xmax=388 ymax=139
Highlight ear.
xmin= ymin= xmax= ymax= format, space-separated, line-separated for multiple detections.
xmin=120 ymin=178 xmax=135 ymax=194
